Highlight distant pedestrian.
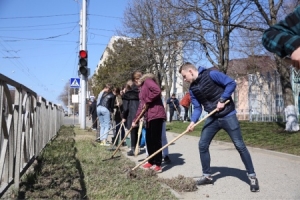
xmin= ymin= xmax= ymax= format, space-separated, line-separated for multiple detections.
xmin=88 ymin=97 xmax=97 ymax=130
xmin=166 ymin=93 xmax=180 ymax=122
xmin=96 ymin=84 xmax=116 ymax=146
xmin=179 ymin=62 xmax=259 ymax=192
xmin=180 ymin=92 xmax=191 ymax=122
xmin=132 ymin=73 xmax=166 ymax=173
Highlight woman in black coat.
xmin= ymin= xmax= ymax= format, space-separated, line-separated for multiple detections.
xmin=122 ymin=71 xmax=142 ymax=156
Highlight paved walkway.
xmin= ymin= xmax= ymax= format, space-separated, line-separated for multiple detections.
xmin=86 ymin=118 xmax=300 ymax=199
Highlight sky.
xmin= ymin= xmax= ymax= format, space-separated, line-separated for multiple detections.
xmin=0 ymin=0 xmax=128 ymax=106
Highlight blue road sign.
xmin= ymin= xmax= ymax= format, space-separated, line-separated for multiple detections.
xmin=70 ymin=78 xmax=80 ymax=88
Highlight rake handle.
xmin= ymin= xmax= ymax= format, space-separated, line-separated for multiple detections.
xmin=135 ymin=120 xmax=144 ymax=156
xmin=89 ymin=117 xmax=98 ymax=129
xmin=111 ymin=105 xmax=148 ymax=158
xmin=112 ymin=122 xmax=124 ymax=147
xmin=131 ymin=100 xmax=230 ymax=171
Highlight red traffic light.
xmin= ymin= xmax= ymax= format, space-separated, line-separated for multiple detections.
xmin=79 ymin=50 xmax=87 ymax=58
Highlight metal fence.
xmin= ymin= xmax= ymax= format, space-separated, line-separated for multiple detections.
xmin=0 ymin=73 xmax=64 ymax=196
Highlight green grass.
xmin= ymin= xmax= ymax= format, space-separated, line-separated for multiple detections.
xmin=166 ymin=120 xmax=300 ymax=156
xmin=14 ymin=126 xmax=178 ymax=200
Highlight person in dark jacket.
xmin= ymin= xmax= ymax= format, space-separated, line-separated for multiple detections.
xmin=96 ymin=84 xmax=115 ymax=146
xmin=179 ymin=62 xmax=259 ymax=192
xmin=88 ymin=97 xmax=97 ymax=130
xmin=166 ymin=93 xmax=180 ymax=122
xmin=122 ymin=72 xmax=141 ymax=156
xmin=132 ymin=73 xmax=166 ymax=173
xmin=112 ymin=87 xmax=124 ymax=144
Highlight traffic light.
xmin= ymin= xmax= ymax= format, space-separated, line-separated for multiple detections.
xmin=79 ymin=50 xmax=88 ymax=76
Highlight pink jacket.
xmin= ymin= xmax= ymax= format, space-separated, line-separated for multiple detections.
xmin=134 ymin=74 xmax=166 ymax=123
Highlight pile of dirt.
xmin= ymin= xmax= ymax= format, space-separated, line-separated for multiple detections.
xmin=159 ymin=175 xmax=198 ymax=192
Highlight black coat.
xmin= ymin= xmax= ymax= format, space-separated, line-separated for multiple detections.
xmin=122 ymin=84 xmax=139 ymax=129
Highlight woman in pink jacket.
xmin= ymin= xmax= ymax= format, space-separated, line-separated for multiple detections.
xmin=132 ymin=73 xmax=166 ymax=173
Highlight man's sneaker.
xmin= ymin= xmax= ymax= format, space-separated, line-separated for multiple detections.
xmin=142 ymin=162 xmax=153 ymax=169
xmin=163 ymin=156 xmax=171 ymax=164
xmin=249 ymin=177 xmax=260 ymax=192
xmin=196 ymin=176 xmax=213 ymax=185
xmin=127 ymin=150 xmax=134 ymax=156
xmin=151 ymin=165 xmax=162 ymax=173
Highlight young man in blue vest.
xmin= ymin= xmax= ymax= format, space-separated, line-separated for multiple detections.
xmin=179 ymin=62 xmax=259 ymax=192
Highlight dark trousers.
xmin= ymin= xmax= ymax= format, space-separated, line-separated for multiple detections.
xmin=115 ymin=121 xmax=125 ymax=138
xmin=169 ymin=108 xmax=175 ymax=122
xmin=92 ymin=114 xmax=97 ymax=129
xmin=183 ymin=106 xmax=189 ymax=121
xmin=146 ymin=118 xmax=163 ymax=166
xmin=130 ymin=127 xmax=139 ymax=151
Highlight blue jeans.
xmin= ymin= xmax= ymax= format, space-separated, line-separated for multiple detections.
xmin=199 ymin=114 xmax=256 ymax=177
xmin=97 ymin=106 xmax=111 ymax=140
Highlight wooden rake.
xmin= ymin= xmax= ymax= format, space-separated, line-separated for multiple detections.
xmin=134 ymin=119 xmax=144 ymax=156
xmin=87 ymin=117 xmax=98 ymax=132
xmin=130 ymin=100 xmax=230 ymax=171
xmin=102 ymin=105 xmax=148 ymax=161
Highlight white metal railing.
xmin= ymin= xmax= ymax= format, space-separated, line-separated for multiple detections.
xmin=0 ymin=73 xmax=63 ymax=196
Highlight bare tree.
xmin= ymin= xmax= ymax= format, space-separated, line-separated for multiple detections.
xmin=166 ymin=0 xmax=255 ymax=73
xmin=121 ymin=0 xmax=187 ymax=98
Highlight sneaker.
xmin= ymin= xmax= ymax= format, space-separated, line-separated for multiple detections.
xmin=196 ymin=176 xmax=213 ymax=185
xmin=151 ymin=165 xmax=162 ymax=173
xmin=249 ymin=177 xmax=259 ymax=192
xmin=100 ymin=140 xmax=110 ymax=146
xmin=127 ymin=150 xmax=134 ymax=156
xmin=163 ymin=156 xmax=171 ymax=164
xmin=142 ymin=162 xmax=153 ymax=169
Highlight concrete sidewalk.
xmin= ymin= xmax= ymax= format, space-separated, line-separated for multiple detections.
xmin=120 ymin=131 xmax=300 ymax=199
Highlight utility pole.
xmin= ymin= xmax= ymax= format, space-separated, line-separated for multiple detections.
xmin=79 ymin=0 xmax=87 ymax=129
xmin=68 ymin=86 xmax=70 ymax=115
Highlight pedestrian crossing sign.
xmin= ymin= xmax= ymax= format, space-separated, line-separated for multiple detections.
xmin=70 ymin=78 xmax=80 ymax=88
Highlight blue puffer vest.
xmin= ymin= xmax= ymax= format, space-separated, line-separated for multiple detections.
xmin=190 ymin=69 xmax=235 ymax=117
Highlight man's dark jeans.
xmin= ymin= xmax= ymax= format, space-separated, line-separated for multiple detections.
xmin=198 ymin=114 xmax=256 ymax=177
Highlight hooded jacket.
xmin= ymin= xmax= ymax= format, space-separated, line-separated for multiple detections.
xmin=133 ymin=73 xmax=166 ymax=123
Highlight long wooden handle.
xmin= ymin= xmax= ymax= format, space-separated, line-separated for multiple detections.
xmin=131 ymin=100 xmax=230 ymax=171
xmin=134 ymin=120 xmax=144 ymax=156
xmin=111 ymin=105 xmax=148 ymax=158
xmin=112 ymin=123 xmax=124 ymax=147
